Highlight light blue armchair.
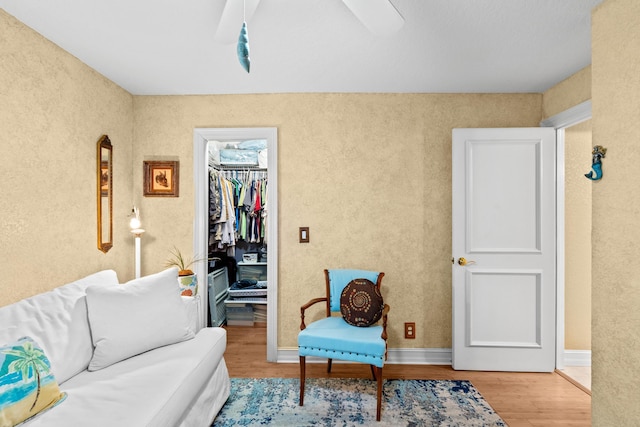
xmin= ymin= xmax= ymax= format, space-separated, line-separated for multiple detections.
xmin=298 ymin=269 xmax=390 ymax=421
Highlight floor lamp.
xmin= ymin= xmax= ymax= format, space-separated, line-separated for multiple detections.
xmin=129 ymin=207 xmax=145 ymax=279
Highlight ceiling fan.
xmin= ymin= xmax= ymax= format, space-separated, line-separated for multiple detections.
xmin=213 ymin=0 xmax=404 ymax=72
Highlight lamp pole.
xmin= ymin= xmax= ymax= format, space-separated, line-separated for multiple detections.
xmin=132 ymin=230 xmax=144 ymax=278
xmin=129 ymin=207 xmax=145 ymax=279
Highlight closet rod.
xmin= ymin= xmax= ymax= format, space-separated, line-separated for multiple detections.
xmin=211 ymin=164 xmax=267 ymax=171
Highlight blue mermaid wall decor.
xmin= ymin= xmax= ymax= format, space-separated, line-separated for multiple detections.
xmin=585 ymin=145 xmax=607 ymax=181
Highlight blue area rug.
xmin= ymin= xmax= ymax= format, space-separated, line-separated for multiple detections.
xmin=212 ymin=377 xmax=506 ymax=426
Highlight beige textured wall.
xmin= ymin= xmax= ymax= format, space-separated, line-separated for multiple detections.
xmin=133 ymin=93 xmax=542 ymax=349
xmin=542 ymin=66 xmax=591 ymax=119
xmin=0 ymin=9 xmax=134 ymax=306
xmin=592 ymin=0 xmax=640 ymax=423
xmin=564 ymin=120 xmax=592 ymax=350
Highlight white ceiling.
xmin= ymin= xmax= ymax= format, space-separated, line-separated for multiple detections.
xmin=0 ymin=0 xmax=603 ymax=95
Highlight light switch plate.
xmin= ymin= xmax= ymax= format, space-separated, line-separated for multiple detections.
xmin=299 ymin=227 xmax=309 ymax=243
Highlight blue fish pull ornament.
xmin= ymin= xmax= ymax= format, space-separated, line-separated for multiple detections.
xmin=585 ymin=145 xmax=607 ymax=181
xmin=237 ymin=21 xmax=250 ymax=73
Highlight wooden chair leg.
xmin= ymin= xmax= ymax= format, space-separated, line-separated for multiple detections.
xmin=299 ymin=356 xmax=306 ymax=406
xmin=370 ymin=365 xmax=377 ymax=380
xmin=376 ymin=366 xmax=383 ymax=421
xmin=327 ymin=358 xmax=333 ymax=373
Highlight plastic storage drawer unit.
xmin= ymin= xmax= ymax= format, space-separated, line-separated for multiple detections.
xmin=208 ymin=267 xmax=229 ymax=327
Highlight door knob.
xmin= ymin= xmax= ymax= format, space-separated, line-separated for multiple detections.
xmin=457 ymin=257 xmax=476 ymax=266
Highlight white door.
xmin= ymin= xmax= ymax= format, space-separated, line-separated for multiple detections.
xmin=452 ymin=128 xmax=556 ymax=372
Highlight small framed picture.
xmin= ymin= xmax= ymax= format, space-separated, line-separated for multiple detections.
xmin=143 ymin=161 xmax=179 ymax=197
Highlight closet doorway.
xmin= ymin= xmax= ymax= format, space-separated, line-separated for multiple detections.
xmin=193 ymin=128 xmax=278 ymax=362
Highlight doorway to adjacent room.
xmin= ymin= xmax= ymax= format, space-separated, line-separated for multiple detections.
xmin=542 ymin=101 xmax=593 ymax=392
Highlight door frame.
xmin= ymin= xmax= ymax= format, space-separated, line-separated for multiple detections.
xmin=540 ymin=100 xmax=592 ymax=370
xmin=193 ymin=127 xmax=279 ymax=362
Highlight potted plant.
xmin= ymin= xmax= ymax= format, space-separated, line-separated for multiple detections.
xmin=165 ymin=247 xmax=204 ymax=297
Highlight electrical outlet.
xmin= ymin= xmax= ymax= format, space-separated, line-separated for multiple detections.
xmin=404 ymin=322 xmax=416 ymax=339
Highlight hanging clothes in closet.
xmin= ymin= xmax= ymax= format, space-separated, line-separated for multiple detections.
xmin=209 ymin=168 xmax=268 ymax=255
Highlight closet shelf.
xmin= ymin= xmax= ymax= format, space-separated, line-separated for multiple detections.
xmin=224 ymin=299 xmax=267 ymax=305
xmin=210 ymin=163 xmax=266 ymax=171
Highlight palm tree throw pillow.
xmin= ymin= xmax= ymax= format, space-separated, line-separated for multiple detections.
xmin=0 ymin=336 xmax=67 ymax=426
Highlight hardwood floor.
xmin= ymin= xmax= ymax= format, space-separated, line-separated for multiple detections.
xmin=224 ymin=326 xmax=591 ymax=426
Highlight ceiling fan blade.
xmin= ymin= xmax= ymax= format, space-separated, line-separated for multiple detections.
xmin=215 ymin=0 xmax=261 ymax=44
xmin=342 ymin=0 xmax=404 ymax=36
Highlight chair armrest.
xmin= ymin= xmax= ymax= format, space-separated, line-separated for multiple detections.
xmin=381 ymin=304 xmax=390 ymax=341
xmin=300 ymin=297 xmax=327 ymax=330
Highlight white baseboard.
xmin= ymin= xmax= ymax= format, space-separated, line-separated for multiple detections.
xmin=564 ymin=350 xmax=591 ymax=367
xmin=277 ymin=348 xmax=452 ymax=365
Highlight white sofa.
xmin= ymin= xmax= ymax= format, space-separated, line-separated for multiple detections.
xmin=0 ymin=268 xmax=230 ymax=427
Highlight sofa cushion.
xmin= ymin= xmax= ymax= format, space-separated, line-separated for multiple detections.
xmin=86 ymin=268 xmax=195 ymax=371
xmin=181 ymin=296 xmax=199 ymax=333
xmin=0 ymin=336 xmax=67 ymax=426
xmin=22 ymin=328 xmax=229 ymax=427
xmin=0 ymin=270 xmax=119 ymax=384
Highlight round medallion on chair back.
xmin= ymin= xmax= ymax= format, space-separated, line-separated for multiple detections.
xmin=340 ymin=279 xmax=384 ymax=327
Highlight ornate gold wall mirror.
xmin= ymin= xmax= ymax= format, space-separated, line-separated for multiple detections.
xmin=97 ymin=135 xmax=113 ymax=253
